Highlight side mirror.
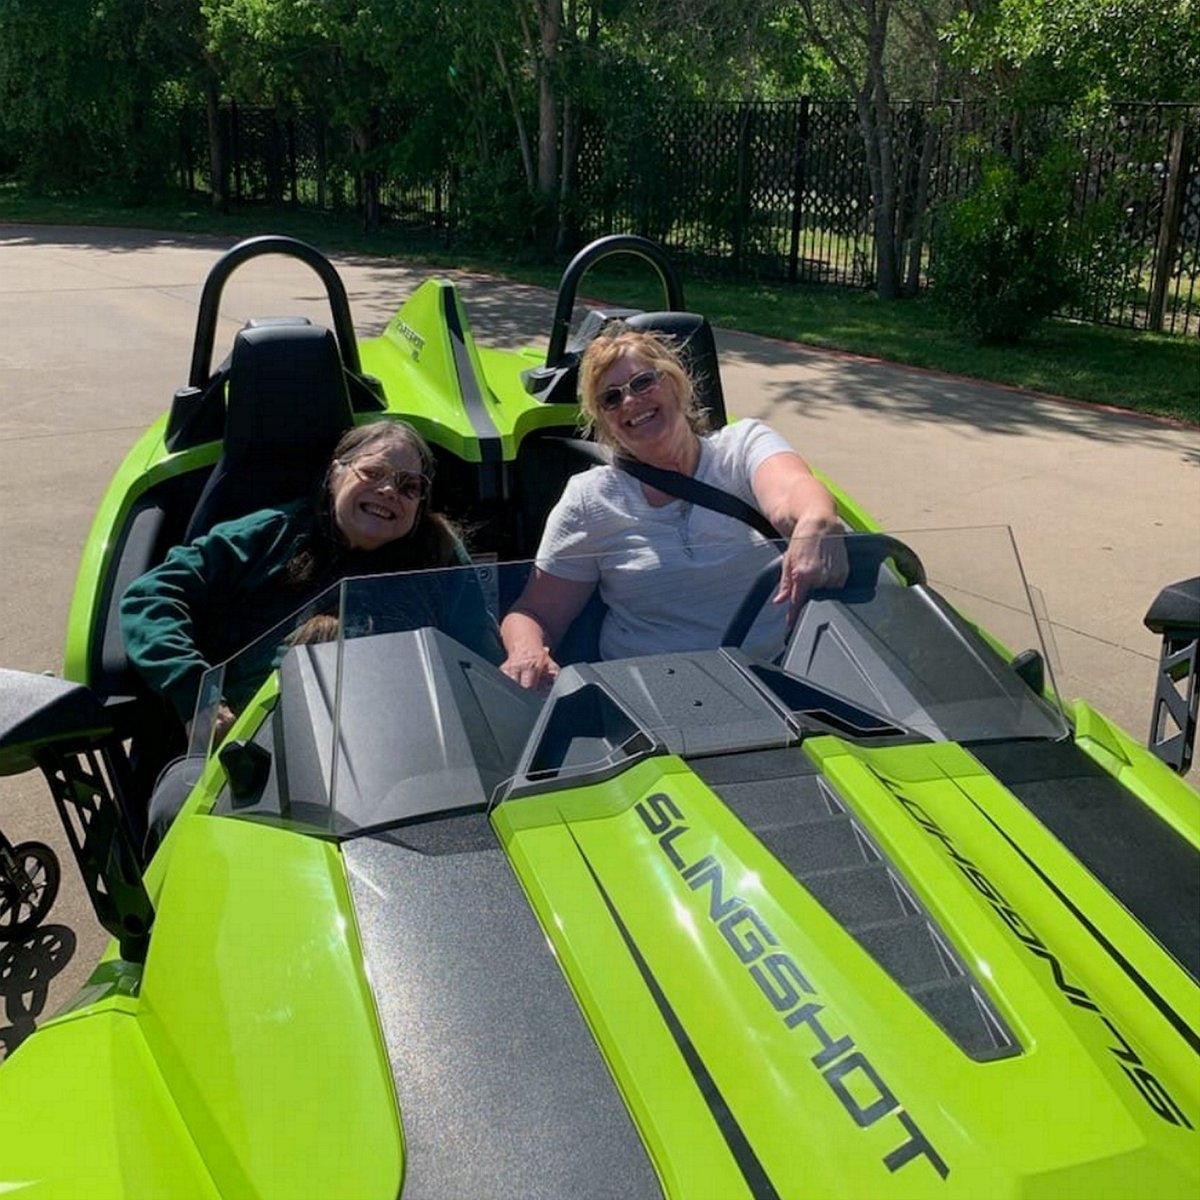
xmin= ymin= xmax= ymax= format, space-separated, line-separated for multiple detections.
xmin=0 ymin=669 xmax=113 ymax=777
xmin=1143 ymin=577 xmax=1200 ymax=774
xmin=0 ymin=669 xmax=154 ymax=961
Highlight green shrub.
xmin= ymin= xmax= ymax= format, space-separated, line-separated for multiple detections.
xmin=931 ymin=149 xmax=1081 ymax=344
xmin=453 ymin=157 xmax=540 ymax=250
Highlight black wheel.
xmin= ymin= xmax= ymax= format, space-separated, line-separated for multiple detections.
xmin=0 ymin=841 xmax=61 ymax=941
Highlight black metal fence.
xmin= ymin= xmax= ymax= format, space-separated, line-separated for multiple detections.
xmin=179 ymin=99 xmax=1200 ymax=336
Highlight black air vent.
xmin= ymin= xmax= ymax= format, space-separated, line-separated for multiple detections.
xmin=692 ymin=748 xmax=1019 ymax=1061
xmin=970 ymin=739 xmax=1200 ymax=983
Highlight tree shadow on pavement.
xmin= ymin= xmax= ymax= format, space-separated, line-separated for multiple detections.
xmin=715 ymin=331 xmax=1200 ymax=458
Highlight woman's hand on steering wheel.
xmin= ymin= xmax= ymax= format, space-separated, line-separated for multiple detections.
xmin=501 ymin=644 xmax=561 ymax=693
xmin=773 ymin=525 xmax=849 ymax=622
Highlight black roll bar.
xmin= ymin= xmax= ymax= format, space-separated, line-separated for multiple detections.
xmin=545 ymin=235 xmax=686 ymax=368
xmin=188 ymin=235 xmax=361 ymax=387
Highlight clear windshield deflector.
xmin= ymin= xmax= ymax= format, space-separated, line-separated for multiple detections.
xmin=194 ymin=526 xmax=1067 ymax=840
xmin=778 ymin=525 xmax=1069 ymax=744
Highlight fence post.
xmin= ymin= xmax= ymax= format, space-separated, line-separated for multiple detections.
xmin=231 ymin=99 xmax=242 ymax=203
xmin=1148 ymin=120 xmax=1189 ymax=333
xmin=288 ymin=118 xmax=298 ymax=205
xmin=788 ymin=97 xmax=811 ymax=284
xmin=734 ymin=106 xmax=752 ymax=274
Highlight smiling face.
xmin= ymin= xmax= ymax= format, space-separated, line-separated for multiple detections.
xmin=329 ymin=442 xmax=426 ymax=551
xmin=595 ymin=354 xmax=693 ymax=463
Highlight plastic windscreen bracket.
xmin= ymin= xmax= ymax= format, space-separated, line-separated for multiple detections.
xmin=1026 ymin=584 xmax=1068 ymax=724
xmin=37 ymin=741 xmax=155 ymax=963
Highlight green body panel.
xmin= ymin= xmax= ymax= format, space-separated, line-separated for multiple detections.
xmin=0 ymin=1010 xmax=220 ymax=1198
xmin=495 ymin=760 xmax=760 ymax=1199
xmin=806 ymin=741 xmax=1199 ymax=1160
xmin=497 ymin=746 xmax=1199 ymax=1199
xmin=358 ymin=279 xmax=578 ymax=458
xmin=3 ymin=817 xmax=403 ymax=1200
xmin=135 ymin=817 xmax=402 ymax=1199
xmin=63 ymin=420 xmax=219 ymax=684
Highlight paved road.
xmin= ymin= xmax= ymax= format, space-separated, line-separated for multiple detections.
xmin=2 ymin=224 xmax=1198 ymax=1051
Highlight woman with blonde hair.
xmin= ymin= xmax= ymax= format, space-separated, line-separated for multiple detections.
xmin=500 ymin=326 xmax=845 ymax=690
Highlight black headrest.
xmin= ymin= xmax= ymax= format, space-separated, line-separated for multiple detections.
xmin=223 ymin=323 xmax=353 ymax=462
xmin=1144 ymin=576 xmax=1200 ymax=635
xmin=625 ymin=311 xmax=727 ymax=429
xmin=184 ymin=323 xmax=354 ymax=540
xmin=523 ymin=309 xmax=728 ymax=429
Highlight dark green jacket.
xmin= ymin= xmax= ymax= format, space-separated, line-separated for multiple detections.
xmin=120 ymin=502 xmax=502 ymax=723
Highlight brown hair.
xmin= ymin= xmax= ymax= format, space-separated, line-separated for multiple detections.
xmin=577 ymin=326 xmax=709 ymax=448
xmin=287 ymin=419 xmax=461 ymax=586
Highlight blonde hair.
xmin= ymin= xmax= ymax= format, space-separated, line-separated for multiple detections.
xmin=577 ymin=327 xmax=709 ymax=448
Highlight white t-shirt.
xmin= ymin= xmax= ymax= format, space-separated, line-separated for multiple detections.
xmin=536 ymin=419 xmax=796 ymax=660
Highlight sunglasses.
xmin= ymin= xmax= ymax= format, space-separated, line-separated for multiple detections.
xmin=597 ymin=368 xmax=663 ymax=412
xmin=342 ymin=458 xmax=429 ymax=501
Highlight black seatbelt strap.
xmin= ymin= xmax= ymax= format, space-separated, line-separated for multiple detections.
xmin=552 ymin=436 xmax=781 ymax=540
xmin=615 ymin=455 xmax=781 ymax=540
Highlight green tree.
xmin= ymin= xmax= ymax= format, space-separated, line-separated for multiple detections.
xmin=0 ymin=0 xmax=185 ymax=197
xmin=202 ymin=0 xmax=463 ymax=224
xmin=789 ymin=0 xmax=970 ymax=298
xmin=931 ymin=147 xmax=1083 ymax=342
xmin=944 ymin=0 xmax=1200 ymax=106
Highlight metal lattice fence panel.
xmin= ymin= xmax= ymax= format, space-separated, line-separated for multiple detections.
xmin=192 ymin=99 xmax=1198 ymax=335
xmin=789 ymin=99 xmax=873 ymax=287
xmin=1042 ymin=103 xmax=1200 ymax=334
xmin=573 ymin=101 xmax=878 ymax=286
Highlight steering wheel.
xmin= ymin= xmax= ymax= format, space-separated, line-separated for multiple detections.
xmin=721 ymin=533 xmax=927 ymax=649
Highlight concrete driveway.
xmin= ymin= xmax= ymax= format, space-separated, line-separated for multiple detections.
xmin=1 ymin=223 xmax=1198 ymax=1050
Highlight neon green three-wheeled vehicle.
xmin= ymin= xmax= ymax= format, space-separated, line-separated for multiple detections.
xmin=0 ymin=235 xmax=1197 ymax=1199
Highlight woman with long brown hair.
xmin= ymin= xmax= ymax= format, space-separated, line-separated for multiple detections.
xmin=123 ymin=419 xmax=500 ymax=740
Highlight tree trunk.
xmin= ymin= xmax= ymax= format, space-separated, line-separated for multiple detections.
xmin=316 ymin=113 xmax=327 ymax=211
xmin=1148 ymin=121 xmax=1188 ymax=332
xmin=855 ymin=88 xmax=899 ymax=298
xmin=353 ymin=111 xmax=381 ymax=233
xmin=554 ymin=0 xmax=584 ymax=255
xmin=204 ymin=73 xmax=226 ymax=212
xmin=495 ymin=41 xmax=535 ymax=191
xmin=903 ymin=107 xmax=940 ymax=296
xmin=864 ymin=3 xmax=900 ymax=299
xmin=556 ymin=93 xmax=580 ymax=254
xmin=534 ymin=0 xmax=563 ymax=254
